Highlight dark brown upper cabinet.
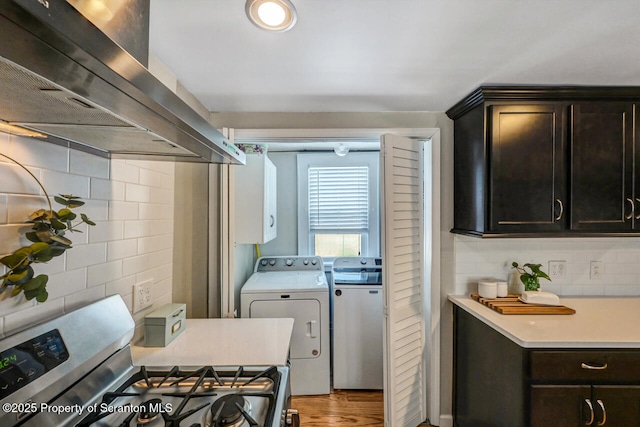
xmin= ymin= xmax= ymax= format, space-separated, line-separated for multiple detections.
xmin=570 ymin=102 xmax=635 ymax=231
xmin=489 ymin=104 xmax=566 ymax=233
xmin=447 ymin=86 xmax=640 ymax=237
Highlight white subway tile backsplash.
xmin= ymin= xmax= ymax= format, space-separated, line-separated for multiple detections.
xmin=80 ymin=199 xmax=109 ymax=222
xmin=0 ymin=224 xmax=27 ymax=254
xmin=125 ymin=183 xmax=151 ymax=203
xmin=454 ymin=236 xmax=640 ymax=297
xmin=34 ymin=254 xmax=67 ymax=275
xmin=10 ymin=137 xmax=69 ymax=172
xmin=139 ymin=168 xmax=165 ymax=188
xmin=89 ymin=220 xmax=124 ymax=243
xmin=6 ymin=194 xmax=49 ymax=223
xmin=65 ymin=242 xmax=107 ymax=270
xmin=0 ymin=194 xmax=7 ymax=224
xmin=139 ymin=203 xmax=174 ymax=220
xmin=41 ymin=170 xmax=90 ymax=199
xmin=0 ymin=162 xmax=43 ymax=195
xmin=105 ymin=275 xmax=136 ymax=297
xmin=122 ymin=254 xmax=150 ymax=277
xmin=46 ymin=268 xmax=88 ymax=300
xmin=108 ymin=239 xmax=137 ymax=261
xmin=87 ymin=260 xmax=123 ymax=286
xmin=1 ymin=141 xmax=174 ymax=337
xmin=69 ymin=150 xmax=109 ymax=178
xmin=138 ymin=235 xmax=172 ymax=254
xmin=111 ymin=160 xmax=139 ymax=183
xmin=109 ymin=201 xmax=139 ymax=220
xmin=4 ymin=298 xmax=65 ymax=335
xmin=64 ymin=285 xmax=106 ymax=312
xmin=91 ymin=178 xmax=125 ymax=201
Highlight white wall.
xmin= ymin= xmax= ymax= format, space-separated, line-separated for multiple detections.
xmin=0 ymin=135 xmax=174 ymax=341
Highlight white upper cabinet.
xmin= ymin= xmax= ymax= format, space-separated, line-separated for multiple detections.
xmin=234 ymin=154 xmax=277 ymax=244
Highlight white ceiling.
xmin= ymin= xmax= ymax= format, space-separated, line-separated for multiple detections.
xmin=149 ymin=0 xmax=640 ymax=114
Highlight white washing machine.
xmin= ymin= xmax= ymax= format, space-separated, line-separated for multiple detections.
xmin=241 ymin=256 xmax=330 ymax=396
xmin=332 ymin=257 xmax=384 ymax=390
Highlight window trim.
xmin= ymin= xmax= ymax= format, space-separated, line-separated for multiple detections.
xmin=297 ymin=152 xmax=380 ymax=257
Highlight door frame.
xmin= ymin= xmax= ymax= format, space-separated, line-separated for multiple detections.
xmin=220 ymin=127 xmax=441 ymax=424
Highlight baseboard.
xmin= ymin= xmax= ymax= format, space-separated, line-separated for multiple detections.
xmin=438 ymin=414 xmax=454 ymax=427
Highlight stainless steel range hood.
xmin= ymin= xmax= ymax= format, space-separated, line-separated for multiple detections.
xmin=0 ymin=1 xmax=245 ymax=164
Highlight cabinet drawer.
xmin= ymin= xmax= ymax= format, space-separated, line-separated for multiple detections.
xmin=530 ymin=351 xmax=640 ymax=382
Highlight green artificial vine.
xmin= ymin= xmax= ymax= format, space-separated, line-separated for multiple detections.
xmin=0 ymin=154 xmax=95 ymax=302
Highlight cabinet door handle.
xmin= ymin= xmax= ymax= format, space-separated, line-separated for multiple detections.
xmin=626 ymin=198 xmax=634 ymax=220
xmin=581 ymin=362 xmax=608 ymax=370
xmin=596 ymin=399 xmax=606 ymax=426
xmin=555 ymin=199 xmax=564 ymax=221
xmin=636 ymin=198 xmax=640 ymax=220
xmin=270 ymin=214 xmax=275 ymax=228
xmin=585 ymin=399 xmax=595 ymax=426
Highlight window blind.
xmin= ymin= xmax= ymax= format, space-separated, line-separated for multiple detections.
xmin=308 ymin=166 xmax=369 ymax=230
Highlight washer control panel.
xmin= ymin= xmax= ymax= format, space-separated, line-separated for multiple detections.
xmin=255 ymin=256 xmax=324 ymax=272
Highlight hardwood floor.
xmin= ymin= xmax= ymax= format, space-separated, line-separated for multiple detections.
xmin=291 ymin=391 xmax=435 ymax=426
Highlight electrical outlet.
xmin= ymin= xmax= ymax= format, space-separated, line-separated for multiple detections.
xmin=548 ymin=260 xmax=566 ymax=278
xmin=590 ymin=261 xmax=604 ymax=280
xmin=133 ymin=279 xmax=153 ymax=313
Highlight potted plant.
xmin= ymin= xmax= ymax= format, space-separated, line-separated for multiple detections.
xmin=511 ymin=262 xmax=551 ymax=292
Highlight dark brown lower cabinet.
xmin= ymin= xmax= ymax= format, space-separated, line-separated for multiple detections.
xmin=532 ymin=385 xmax=640 ymax=426
xmin=454 ymin=306 xmax=640 ymax=427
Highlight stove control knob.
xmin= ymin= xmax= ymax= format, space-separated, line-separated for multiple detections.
xmin=303 ymin=259 xmax=309 ymax=265
xmin=269 ymin=259 xmax=276 ymax=266
xmin=360 ymin=258 xmax=368 ymax=265
xmin=285 ymin=258 xmax=294 ymax=266
xmin=311 ymin=259 xmax=317 ymax=265
xmin=260 ymin=259 xmax=268 ymax=266
xmin=286 ymin=409 xmax=300 ymax=427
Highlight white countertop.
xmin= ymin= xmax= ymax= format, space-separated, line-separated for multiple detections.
xmin=449 ymin=295 xmax=640 ymax=348
xmin=131 ymin=318 xmax=294 ymax=367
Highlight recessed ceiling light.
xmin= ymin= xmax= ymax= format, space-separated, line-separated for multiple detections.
xmin=245 ymin=0 xmax=297 ymax=32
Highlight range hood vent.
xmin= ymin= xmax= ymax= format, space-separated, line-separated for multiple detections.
xmin=0 ymin=1 xmax=245 ymax=164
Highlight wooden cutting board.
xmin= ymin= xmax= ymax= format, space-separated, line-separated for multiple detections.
xmin=470 ymin=294 xmax=576 ymax=315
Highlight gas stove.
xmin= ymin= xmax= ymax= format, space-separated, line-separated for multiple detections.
xmin=0 ymin=296 xmax=298 ymax=427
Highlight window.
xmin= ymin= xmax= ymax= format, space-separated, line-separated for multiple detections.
xmin=297 ymin=152 xmax=380 ymax=257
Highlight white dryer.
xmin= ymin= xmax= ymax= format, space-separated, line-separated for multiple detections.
xmin=241 ymin=256 xmax=330 ymax=396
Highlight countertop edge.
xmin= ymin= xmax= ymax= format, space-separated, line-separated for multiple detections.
xmin=448 ymin=294 xmax=640 ymax=349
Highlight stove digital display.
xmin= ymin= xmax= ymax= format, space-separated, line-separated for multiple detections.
xmin=0 ymin=329 xmax=69 ymax=400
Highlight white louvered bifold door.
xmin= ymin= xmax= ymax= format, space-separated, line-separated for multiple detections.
xmin=381 ymin=133 xmax=426 ymax=427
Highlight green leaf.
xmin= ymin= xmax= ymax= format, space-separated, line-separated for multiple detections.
xmin=7 ymin=266 xmax=34 ymax=285
xmin=57 ymin=209 xmax=77 ymax=221
xmin=50 ymin=235 xmax=72 ymax=246
xmin=50 ymin=217 xmax=67 ymax=230
xmin=22 ymin=275 xmax=48 ymax=292
xmin=35 ymin=290 xmax=49 ymax=303
xmin=31 ymin=244 xmax=53 ymax=263
xmin=25 ymin=231 xmax=41 ymax=243
xmin=66 ymin=201 xmax=85 ymax=208
xmin=81 ymin=213 xmax=96 ymax=226
xmin=1 ymin=248 xmax=32 ymax=269
xmin=511 ymin=261 xmax=519 ymax=268
xmin=28 ymin=209 xmax=49 ymax=222
xmin=59 ymin=194 xmax=81 ymax=200
xmin=54 ymin=196 xmax=71 ymax=206
xmin=49 ymin=246 xmax=67 ymax=257
xmin=6 ymin=268 xmax=29 ymax=283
